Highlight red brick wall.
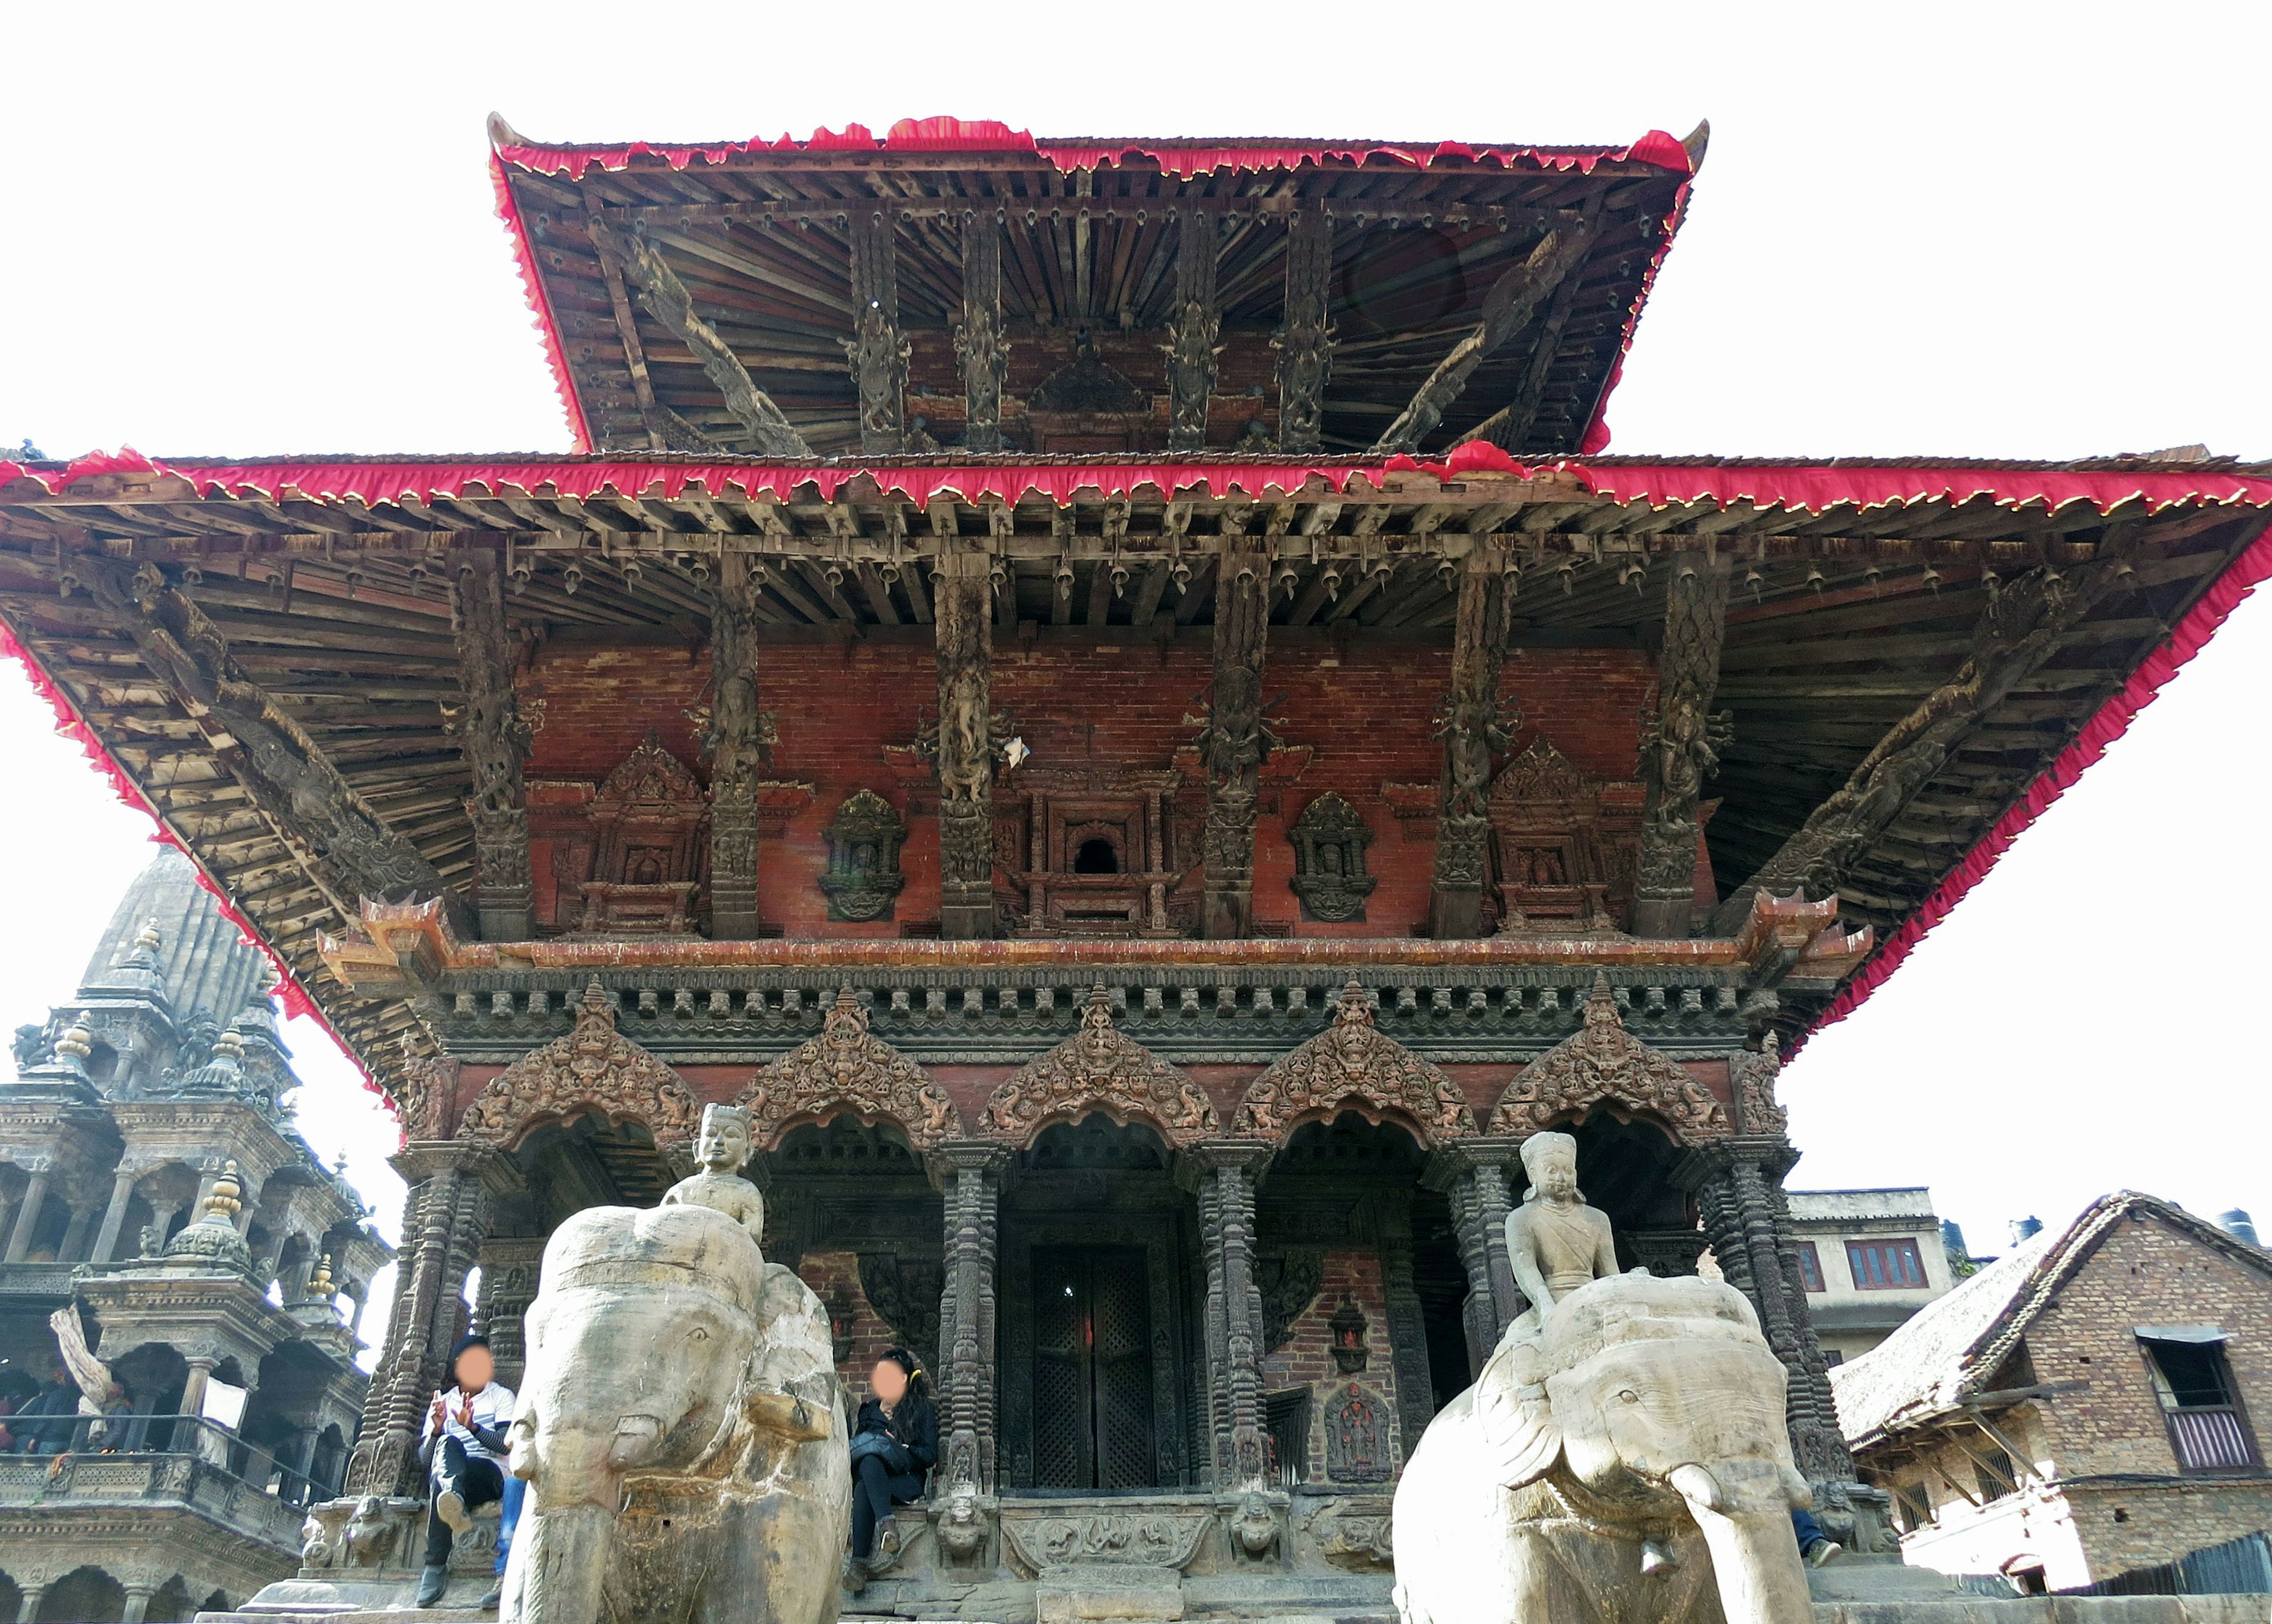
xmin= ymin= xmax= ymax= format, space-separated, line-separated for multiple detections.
xmin=796 ymin=1248 xmax=903 ymax=1403
xmin=514 ymin=627 xmax=1654 ymax=938
xmin=1260 ymin=1247 xmax=1406 ymax=1483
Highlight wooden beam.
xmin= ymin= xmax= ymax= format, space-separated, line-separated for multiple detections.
xmin=1372 ymin=222 xmax=1599 ymax=454
xmin=1274 ymin=203 xmax=1334 ymax=454
xmin=1712 ymin=530 xmax=2150 ymax=933
xmin=1166 ymin=206 xmax=1221 ymax=453
xmin=450 ymin=553 xmax=533 ymax=939
xmin=83 ymin=556 xmax=473 ymax=939
xmin=1200 ymin=531 xmax=1270 ymax=938
xmin=587 ymin=214 xmax=815 ymax=458
xmin=1430 ymin=545 xmax=1513 ymax=939
xmin=846 ymin=204 xmax=909 ymax=454
xmin=932 ymin=548 xmax=996 ymax=939
xmin=1632 ymin=554 xmax=1731 ymax=938
xmin=706 ymin=551 xmax=765 ymax=939
xmin=955 ymin=211 xmax=1008 ymax=454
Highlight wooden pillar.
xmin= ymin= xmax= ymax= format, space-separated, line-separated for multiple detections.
xmin=452 ymin=552 xmax=532 ymax=941
xmin=1274 ymin=202 xmax=1334 ymax=454
xmin=932 ymin=550 xmax=998 ymax=940
xmin=5 ymin=1164 xmax=51 ymax=1262
xmin=1424 ymin=1139 xmax=1524 ymax=1373
xmin=931 ymin=1142 xmax=1009 ymax=1494
xmin=1166 ymin=206 xmax=1220 ymax=453
xmin=1201 ymin=534 xmax=1270 ymax=939
xmin=344 ymin=1142 xmax=507 ymax=1497
xmin=91 ymin=1165 xmax=139 ymax=1263
xmin=847 ymin=204 xmax=908 ymax=454
xmin=1183 ymin=1142 xmax=1270 ymax=1489
xmin=1633 ymin=554 xmax=1731 ymax=939
xmin=706 ymin=551 xmax=764 ymax=939
xmin=956 ymin=211 xmax=1008 ymax=454
xmin=1675 ymin=1136 xmax=1854 ymax=1486
xmin=1429 ymin=543 xmax=1512 ymax=939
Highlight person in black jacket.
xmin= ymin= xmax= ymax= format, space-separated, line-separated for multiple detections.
xmin=844 ymin=1347 xmax=936 ymax=1590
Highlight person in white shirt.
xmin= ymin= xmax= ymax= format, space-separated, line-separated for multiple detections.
xmin=415 ymin=1335 xmax=515 ymax=1607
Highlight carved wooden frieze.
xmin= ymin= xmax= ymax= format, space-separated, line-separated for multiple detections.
xmin=979 ymin=987 xmax=1218 ymax=1145
xmin=1287 ymin=792 xmax=1377 ymax=922
xmin=457 ymin=980 xmax=699 ymax=1154
xmin=737 ymin=989 xmax=960 ymax=1150
xmin=1234 ymin=982 xmax=1475 ymax=1145
xmin=1487 ymin=974 xmax=1728 ymax=1145
xmin=817 ymin=789 xmax=906 ymax=922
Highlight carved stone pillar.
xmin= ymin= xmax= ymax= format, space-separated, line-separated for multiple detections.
xmin=1375 ymin=1197 xmax=1438 ymax=1460
xmin=121 ymin=1583 xmax=156 ymax=1624
xmin=453 ymin=551 xmax=534 ymax=941
xmin=1182 ymin=1142 xmax=1270 ymax=1489
xmin=1633 ymin=554 xmax=1731 ymax=939
xmin=344 ymin=1142 xmax=514 ymax=1497
xmin=5 ymin=1163 xmax=52 ymax=1261
xmin=706 ymin=551 xmax=764 ymax=940
xmin=930 ymin=1142 xmax=1009 ymax=1494
xmin=956 ymin=211 xmax=1008 ymax=454
xmin=1274 ymin=202 xmax=1334 ymax=454
xmin=91 ymin=1165 xmax=139 ymax=1263
xmin=56 ymin=1200 xmax=95 ymax=1263
xmin=1200 ymin=537 xmax=1270 ymax=939
xmin=472 ymin=1235 xmax=547 ymax=1391
xmin=1673 ymin=1137 xmax=1853 ymax=1485
xmin=847 ymin=204 xmax=908 ymax=454
xmin=932 ymin=550 xmax=997 ymax=939
xmin=1429 ymin=544 xmax=1513 ymax=939
xmin=1423 ymin=1138 xmax=1523 ymax=1373
xmin=180 ymin=1354 xmax=218 ymax=1423
xmin=1165 ymin=207 xmax=1221 ymax=453
xmin=15 ymin=1584 xmax=44 ymax=1624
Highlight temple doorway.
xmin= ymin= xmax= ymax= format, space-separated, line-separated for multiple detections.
xmin=1030 ymin=1245 xmax=1157 ymax=1491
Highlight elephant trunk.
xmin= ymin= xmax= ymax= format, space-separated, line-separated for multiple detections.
xmin=1668 ymin=1461 xmax=1814 ymax=1624
xmin=501 ymin=1500 xmax=611 ymax=1624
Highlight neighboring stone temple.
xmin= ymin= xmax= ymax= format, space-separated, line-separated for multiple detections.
xmin=0 ymin=850 xmax=391 ymax=1620
xmin=0 ymin=115 xmax=2267 ymax=1617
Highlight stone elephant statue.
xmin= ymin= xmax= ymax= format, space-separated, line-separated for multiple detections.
xmin=1393 ymin=1271 xmax=1813 ymax=1624
xmin=499 ymin=1203 xmax=850 ymax=1624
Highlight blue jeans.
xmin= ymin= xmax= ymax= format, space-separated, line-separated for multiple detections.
xmin=496 ymin=1476 xmax=525 ymax=1575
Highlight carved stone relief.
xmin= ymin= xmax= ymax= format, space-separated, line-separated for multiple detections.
xmin=1323 ymin=1381 xmax=1392 ymax=1483
xmin=1000 ymin=1509 xmax=1212 ymax=1577
xmin=1488 ymin=975 xmax=1728 ymax=1145
xmin=456 ymin=980 xmax=699 ymax=1155
xmin=737 ymin=989 xmax=960 ymax=1150
xmin=979 ymin=987 xmax=1218 ymax=1145
xmin=1234 ymin=982 xmax=1476 ymax=1145
xmin=1287 ymin=792 xmax=1377 ymax=922
xmin=817 ymin=789 xmax=906 ymax=922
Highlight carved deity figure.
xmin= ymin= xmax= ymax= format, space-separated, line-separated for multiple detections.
xmin=1503 ymin=1131 xmax=1618 ymax=1323
xmin=661 ymin=1103 xmax=766 ymax=1248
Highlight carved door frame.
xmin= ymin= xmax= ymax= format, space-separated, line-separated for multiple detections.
xmin=1001 ymin=1205 xmax=1193 ymax=1493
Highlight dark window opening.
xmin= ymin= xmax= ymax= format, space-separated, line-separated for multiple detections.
xmin=1073 ymin=838 xmax=1119 ymax=874
xmin=2148 ymin=1340 xmax=2231 ymax=1408
xmin=2144 ymin=1337 xmax=2258 ymax=1473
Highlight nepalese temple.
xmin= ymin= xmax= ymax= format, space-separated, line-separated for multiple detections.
xmin=2 ymin=112 xmax=2270 ymax=1612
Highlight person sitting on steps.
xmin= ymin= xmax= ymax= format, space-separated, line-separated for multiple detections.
xmin=843 ymin=1347 xmax=937 ymax=1593
xmin=416 ymin=1335 xmax=516 ymax=1608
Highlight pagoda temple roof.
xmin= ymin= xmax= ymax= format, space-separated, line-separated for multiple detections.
xmin=488 ymin=115 xmax=1697 ymax=459
xmin=4 ymin=445 xmax=2266 ymax=1093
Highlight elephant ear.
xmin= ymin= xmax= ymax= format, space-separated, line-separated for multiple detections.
xmin=1473 ymin=1321 xmax=1561 ymax=1488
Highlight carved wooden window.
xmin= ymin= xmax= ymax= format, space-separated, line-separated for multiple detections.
xmin=1795 ymin=1241 xmax=1825 ymax=1293
xmin=1287 ymin=792 xmax=1376 ymax=923
xmin=1846 ymin=1238 xmax=1925 ymax=1290
xmin=818 ymin=789 xmax=906 ymax=922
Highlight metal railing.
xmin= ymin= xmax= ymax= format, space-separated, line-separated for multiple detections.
xmin=2166 ymin=1404 xmax=2258 ymax=1472
xmin=3 ymin=1412 xmax=337 ymax=1509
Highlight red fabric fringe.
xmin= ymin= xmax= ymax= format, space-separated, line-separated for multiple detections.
xmin=488 ymin=160 xmax=595 ymax=454
xmin=0 ymin=615 xmax=382 ymax=1105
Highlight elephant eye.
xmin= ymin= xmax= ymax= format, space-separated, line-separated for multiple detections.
xmin=1618 ymin=1389 xmax=1640 ymax=1405
xmin=688 ymin=1326 xmax=710 ymax=1343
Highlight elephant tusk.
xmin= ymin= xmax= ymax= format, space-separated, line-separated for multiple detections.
xmin=1668 ymin=1462 xmax=1724 ymax=1514
xmin=1780 ymin=1464 xmax=1814 ymax=1510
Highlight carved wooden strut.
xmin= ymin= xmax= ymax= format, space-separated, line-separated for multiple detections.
xmin=451 ymin=551 xmax=534 ymax=940
xmin=955 ymin=211 xmax=1009 ymax=454
xmin=846 ymin=205 xmax=910 ymax=454
xmin=1430 ymin=544 xmax=1516 ymax=938
xmin=1273 ymin=204 xmax=1334 ymax=454
xmin=1632 ymin=555 xmax=1732 ymax=938
xmin=931 ymin=549 xmax=998 ymax=939
xmin=1199 ymin=532 xmax=1271 ymax=938
xmin=1164 ymin=206 xmax=1222 ymax=453
xmin=705 ymin=551 xmax=766 ymax=939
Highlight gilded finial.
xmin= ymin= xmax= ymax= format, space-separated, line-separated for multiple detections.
xmin=202 ymin=1161 xmax=244 ymax=1222
xmin=54 ymin=1017 xmax=94 ymax=1064
xmin=306 ymin=1254 xmax=335 ymax=1294
xmin=134 ymin=918 xmax=163 ymax=954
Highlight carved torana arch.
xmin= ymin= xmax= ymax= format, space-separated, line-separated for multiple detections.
xmin=1234 ymin=981 xmax=1476 ymax=1145
xmin=1488 ymin=974 xmax=1728 ymax=1144
xmin=457 ymin=980 xmax=701 ymax=1154
xmin=979 ymin=986 xmax=1218 ymax=1146
xmin=735 ymin=987 xmax=961 ymax=1150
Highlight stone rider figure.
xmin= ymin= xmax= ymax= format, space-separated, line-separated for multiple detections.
xmin=1504 ymin=1130 xmax=1619 ymax=1323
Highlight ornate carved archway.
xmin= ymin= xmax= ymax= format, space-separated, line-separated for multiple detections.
xmin=735 ymin=988 xmax=961 ymax=1150
xmin=456 ymin=980 xmax=701 ymax=1154
xmin=1488 ymin=974 xmax=1728 ymax=1144
xmin=978 ymin=986 xmax=1218 ymax=1146
xmin=1233 ymin=981 xmax=1476 ymax=1145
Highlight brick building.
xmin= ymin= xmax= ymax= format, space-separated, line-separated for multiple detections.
xmin=1789 ymin=1187 xmax=1960 ymax=1364
xmin=1832 ymin=1191 xmax=2272 ymax=1593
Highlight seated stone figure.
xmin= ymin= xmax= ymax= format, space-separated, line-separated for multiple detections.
xmin=661 ymin=1103 xmax=766 ymax=1248
xmin=1503 ymin=1129 xmax=1619 ymax=1328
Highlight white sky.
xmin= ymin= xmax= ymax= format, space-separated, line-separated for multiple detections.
xmin=3 ymin=0 xmax=2268 ymax=1285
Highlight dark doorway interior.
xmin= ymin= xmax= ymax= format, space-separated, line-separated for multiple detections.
xmin=1031 ymin=1244 xmax=1156 ymax=1491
